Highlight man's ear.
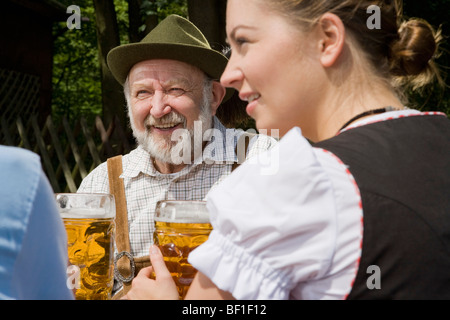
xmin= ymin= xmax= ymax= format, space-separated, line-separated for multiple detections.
xmin=317 ymin=13 xmax=346 ymax=68
xmin=210 ymin=81 xmax=226 ymax=116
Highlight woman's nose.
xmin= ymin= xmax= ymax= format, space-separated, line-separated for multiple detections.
xmin=220 ymin=58 xmax=243 ymax=91
xmin=149 ymin=91 xmax=172 ymax=118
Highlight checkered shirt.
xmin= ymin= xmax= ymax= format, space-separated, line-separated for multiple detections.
xmin=77 ymin=117 xmax=275 ymax=258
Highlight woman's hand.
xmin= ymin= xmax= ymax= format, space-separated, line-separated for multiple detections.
xmin=123 ymin=245 xmax=179 ymax=300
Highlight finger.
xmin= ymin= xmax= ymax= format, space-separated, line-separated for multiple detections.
xmin=136 ymin=265 xmax=154 ymax=279
xmin=149 ymin=245 xmax=172 ymax=280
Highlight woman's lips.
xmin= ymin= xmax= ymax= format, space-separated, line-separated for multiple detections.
xmin=242 ymin=93 xmax=260 ymax=116
xmin=246 ymin=100 xmax=257 ymax=116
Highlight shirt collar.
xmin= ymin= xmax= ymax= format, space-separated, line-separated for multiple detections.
xmin=200 ymin=117 xmax=238 ymax=164
xmin=121 ymin=145 xmax=154 ymax=178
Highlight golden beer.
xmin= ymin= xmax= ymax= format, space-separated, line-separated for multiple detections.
xmin=64 ymin=217 xmax=115 ymax=300
xmin=56 ymin=193 xmax=115 ymax=300
xmin=153 ymin=200 xmax=212 ymax=299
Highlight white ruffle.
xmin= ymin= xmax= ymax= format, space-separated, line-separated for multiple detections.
xmin=188 ymin=230 xmax=293 ymax=300
xmin=189 ymin=127 xmax=362 ymax=300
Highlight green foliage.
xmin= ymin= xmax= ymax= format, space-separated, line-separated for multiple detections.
xmin=52 ymin=0 xmax=129 ymax=124
xmin=140 ymin=0 xmax=188 ymax=28
xmin=115 ymin=0 xmax=132 ymax=44
xmin=52 ymin=1 xmax=99 ymax=123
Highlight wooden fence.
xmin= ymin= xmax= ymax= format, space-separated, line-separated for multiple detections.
xmin=0 ymin=114 xmax=134 ymax=193
xmin=0 ymin=69 xmax=41 ymax=125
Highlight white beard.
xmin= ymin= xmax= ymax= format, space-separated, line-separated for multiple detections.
xmin=129 ymin=95 xmax=213 ymax=165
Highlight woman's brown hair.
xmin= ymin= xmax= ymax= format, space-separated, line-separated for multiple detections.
xmin=261 ymin=0 xmax=443 ymax=91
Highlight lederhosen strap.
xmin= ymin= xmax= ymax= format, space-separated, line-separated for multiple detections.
xmin=107 ymin=156 xmax=151 ymax=298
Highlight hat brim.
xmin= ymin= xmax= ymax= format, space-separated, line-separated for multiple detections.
xmin=107 ymin=43 xmax=234 ymax=101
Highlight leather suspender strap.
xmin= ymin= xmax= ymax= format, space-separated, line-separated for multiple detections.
xmin=107 ymin=156 xmax=135 ymax=293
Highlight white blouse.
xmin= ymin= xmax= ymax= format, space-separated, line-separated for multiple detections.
xmin=188 ymin=109 xmax=428 ymax=300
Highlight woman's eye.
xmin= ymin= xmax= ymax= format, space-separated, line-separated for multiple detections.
xmin=236 ymin=38 xmax=248 ymax=45
xmin=233 ymin=35 xmax=252 ymax=48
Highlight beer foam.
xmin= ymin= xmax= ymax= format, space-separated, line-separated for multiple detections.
xmin=56 ymin=193 xmax=115 ymax=219
xmin=154 ymin=215 xmax=210 ymax=224
xmin=155 ymin=203 xmax=210 ymax=223
xmin=59 ymin=208 xmax=114 ymax=219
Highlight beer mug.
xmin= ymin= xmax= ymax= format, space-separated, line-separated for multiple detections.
xmin=153 ymin=200 xmax=212 ymax=299
xmin=56 ymin=193 xmax=115 ymax=300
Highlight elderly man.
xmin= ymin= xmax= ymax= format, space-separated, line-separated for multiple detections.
xmin=78 ymin=15 xmax=275 ymax=297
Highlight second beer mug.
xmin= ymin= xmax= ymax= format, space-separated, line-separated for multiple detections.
xmin=56 ymin=193 xmax=116 ymax=300
xmin=153 ymin=200 xmax=212 ymax=299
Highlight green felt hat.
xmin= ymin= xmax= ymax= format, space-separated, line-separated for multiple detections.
xmin=107 ymin=14 xmax=233 ymax=100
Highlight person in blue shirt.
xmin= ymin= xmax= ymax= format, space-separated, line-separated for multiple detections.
xmin=0 ymin=145 xmax=74 ymax=300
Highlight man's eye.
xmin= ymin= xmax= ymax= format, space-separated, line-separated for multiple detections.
xmin=136 ymin=90 xmax=152 ymax=99
xmin=168 ymin=88 xmax=185 ymax=96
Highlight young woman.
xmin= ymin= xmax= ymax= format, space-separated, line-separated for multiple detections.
xmin=125 ymin=0 xmax=450 ymax=300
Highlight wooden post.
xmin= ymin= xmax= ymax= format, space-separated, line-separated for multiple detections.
xmin=92 ymin=0 xmax=127 ymax=143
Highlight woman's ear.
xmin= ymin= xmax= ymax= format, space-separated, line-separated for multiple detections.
xmin=210 ymin=81 xmax=227 ymax=116
xmin=317 ymin=13 xmax=346 ymax=68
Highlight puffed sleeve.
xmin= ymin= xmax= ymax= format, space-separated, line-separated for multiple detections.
xmin=188 ymin=128 xmax=340 ymax=300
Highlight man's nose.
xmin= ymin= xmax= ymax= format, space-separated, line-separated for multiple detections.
xmin=149 ymin=91 xmax=172 ymax=118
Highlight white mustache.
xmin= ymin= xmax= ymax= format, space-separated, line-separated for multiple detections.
xmin=145 ymin=112 xmax=186 ymax=128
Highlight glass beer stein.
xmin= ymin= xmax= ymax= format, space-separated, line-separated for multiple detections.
xmin=56 ymin=193 xmax=115 ymax=300
xmin=153 ymin=200 xmax=212 ymax=299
